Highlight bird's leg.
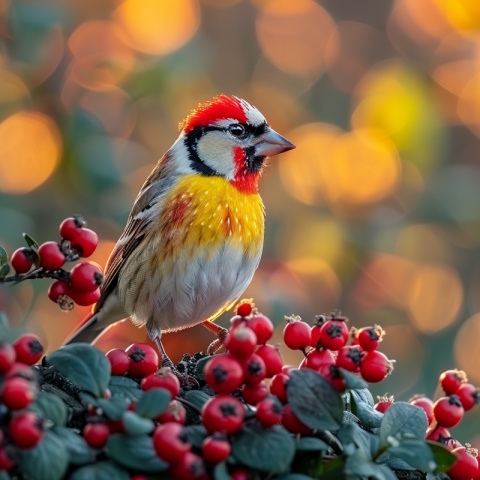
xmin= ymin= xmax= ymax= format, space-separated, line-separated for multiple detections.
xmin=201 ymin=321 xmax=228 ymax=355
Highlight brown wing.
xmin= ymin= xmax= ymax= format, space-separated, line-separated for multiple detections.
xmin=94 ymin=154 xmax=174 ymax=312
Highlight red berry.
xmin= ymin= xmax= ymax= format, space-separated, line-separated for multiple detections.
xmin=11 ymin=248 xmax=35 ymax=274
xmin=440 ymin=370 xmax=467 ymax=396
xmin=448 ymin=445 xmax=479 ymax=480
xmin=83 ymin=423 xmax=110 ymax=449
xmin=256 ymin=344 xmax=283 ymax=378
xmin=157 ymin=400 xmax=186 ymax=425
xmin=13 ymin=334 xmax=43 ymax=366
xmin=427 ymin=425 xmax=451 ymax=443
xmin=106 ymin=349 xmax=130 ymax=376
xmin=283 ymin=317 xmax=311 ymax=350
xmin=9 ymin=412 xmax=44 ymax=449
xmin=0 ymin=447 xmax=15 ymax=470
xmin=433 ymin=395 xmax=465 ymax=428
xmin=106 ymin=417 xmax=124 ymax=434
xmin=247 ymin=314 xmax=273 ymax=345
xmin=48 ymin=281 xmax=74 ymax=311
xmin=310 ymin=326 xmax=322 ymax=349
xmin=70 ymin=287 xmax=101 ymax=307
xmin=242 ymin=353 xmax=267 ymax=385
xmin=225 ymin=325 xmax=257 ymax=359
xmin=70 ymin=228 xmax=98 ymax=258
xmin=0 ymin=341 xmax=15 ymax=374
xmin=202 ymin=434 xmax=231 ymax=464
xmin=230 ymin=315 xmax=246 ymax=330
xmin=242 ymin=380 xmax=269 ymax=405
xmin=153 ymin=423 xmax=191 ymax=464
xmin=5 ymin=362 xmax=36 ymax=382
xmin=232 ymin=470 xmax=250 ymax=480
xmin=125 ymin=343 xmax=158 ymax=379
xmin=374 ymin=395 xmax=395 ymax=413
xmin=409 ymin=396 xmax=434 ymax=424
xmin=318 ymin=364 xmax=346 ymax=392
xmin=302 ymin=349 xmax=335 ymax=370
xmin=357 ymin=326 xmax=383 ymax=352
xmin=282 ymin=404 xmax=312 ymax=435
xmin=201 ymin=394 xmax=245 ymax=435
xmin=70 ymin=262 xmax=103 ymax=293
xmin=270 ymin=373 xmax=289 ymax=404
xmin=336 ymin=346 xmax=364 ymax=372
xmin=256 ymin=397 xmax=283 ymax=428
xmin=141 ymin=368 xmax=180 ymax=399
xmin=455 ymin=383 xmax=479 ymax=412
xmin=1 ymin=377 xmax=36 ymax=410
xmin=281 ymin=365 xmax=298 ymax=376
xmin=59 ymin=216 xmax=85 ymax=240
xmin=38 ymin=242 xmax=65 ymax=270
xmin=203 ymin=354 xmax=243 ymax=394
xmin=360 ymin=351 xmax=394 ymax=383
xmin=169 ymin=452 xmax=205 ymax=480
xmin=319 ymin=320 xmax=349 ymax=351
xmin=131 ymin=477 xmax=148 ymax=480
xmin=236 ymin=302 xmax=252 ymax=317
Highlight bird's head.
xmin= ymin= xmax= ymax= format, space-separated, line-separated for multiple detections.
xmin=175 ymin=95 xmax=295 ymax=194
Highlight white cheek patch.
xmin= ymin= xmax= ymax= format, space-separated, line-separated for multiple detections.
xmin=197 ymin=132 xmax=236 ymax=180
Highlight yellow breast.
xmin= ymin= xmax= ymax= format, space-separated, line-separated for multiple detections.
xmin=158 ymin=175 xmax=265 ymax=258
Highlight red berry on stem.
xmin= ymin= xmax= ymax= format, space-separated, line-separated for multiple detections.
xmin=169 ymin=452 xmax=205 ymax=480
xmin=153 ymin=423 xmax=191 ymax=464
xmin=282 ymin=404 xmax=313 ymax=435
xmin=232 ymin=470 xmax=250 ymax=480
xmin=236 ymin=301 xmax=252 ymax=318
xmin=230 ymin=315 xmax=246 ymax=330
xmin=302 ymin=349 xmax=334 ymax=370
xmin=242 ymin=353 xmax=267 ymax=385
xmin=283 ymin=316 xmax=311 ymax=350
xmin=225 ymin=325 xmax=257 ymax=359
xmin=71 ymin=288 xmax=101 ymax=307
xmin=242 ymin=380 xmax=269 ymax=405
xmin=360 ymin=351 xmax=394 ymax=383
xmin=11 ymin=248 xmax=35 ymax=274
xmin=106 ymin=349 xmax=130 ymax=376
xmin=310 ymin=315 xmax=327 ymax=348
xmin=318 ymin=364 xmax=346 ymax=392
xmin=409 ymin=396 xmax=434 ymax=424
xmin=440 ymin=370 xmax=467 ymax=396
xmin=270 ymin=373 xmax=289 ymax=403
xmin=48 ymin=281 xmax=74 ymax=311
xmin=202 ymin=394 xmax=245 ymax=435
xmin=0 ymin=341 xmax=16 ymax=374
xmin=13 ymin=334 xmax=43 ymax=366
xmin=70 ymin=262 xmax=103 ymax=293
xmin=38 ymin=242 xmax=65 ymax=270
xmin=6 ymin=362 xmax=36 ymax=382
xmin=357 ymin=326 xmax=384 ymax=352
xmin=433 ymin=395 xmax=465 ymax=428
xmin=203 ymin=354 xmax=243 ymax=394
xmin=83 ymin=423 xmax=110 ymax=449
xmin=247 ymin=314 xmax=273 ymax=345
xmin=282 ymin=365 xmax=298 ymax=376
xmin=1 ymin=377 xmax=36 ymax=410
xmin=256 ymin=397 xmax=283 ymax=428
xmin=60 ymin=216 xmax=85 ymax=240
xmin=455 ymin=383 xmax=479 ymax=412
xmin=157 ymin=400 xmax=186 ymax=425
xmin=374 ymin=394 xmax=395 ymax=413
xmin=9 ymin=412 xmax=44 ymax=449
xmin=448 ymin=444 xmax=479 ymax=480
xmin=141 ymin=368 xmax=180 ymax=399
xmin=70 ymin=228 xmax=98 ymax=258
xmin=256 ymin=344 xmax=283 ymax=378
xmin=320 ymin=319 xmax=349 ymax=351
xmin=336 ymin=346 xmax=364 ymax=372
xmin=125 ymin=343 xmax=158 ymax=379
xmin=202 ymin=434 xmax=231 ymax=464
xmin=106 ymin=417 xmax=124 ymax=434
xmin=426 ymin=425 xmax=451 ymax=443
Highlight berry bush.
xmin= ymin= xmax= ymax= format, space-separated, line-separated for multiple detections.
xmin=0 ymin=221 xmax=478 ymax=480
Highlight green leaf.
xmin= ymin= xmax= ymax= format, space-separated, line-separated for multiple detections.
xmin=428 ymin=442 xmax=457 ymax=474
xmin=109 ymin=376 xmax=144 ymax=401
xmin=53 ymin=426 xmax=97 ymax=465
xmin=379 ymin=455 xmax=416 ymax=471
xmin=136 ymin=388 xmax=170 ymax=419
xmin=68 ymin=460 xmax=130 ymax=480
xmin=23 ymin=233 xmax=41 ymax=268
xmin=183 ymin=425 xmax=209 ymax=448
xmin=0 ymin=472 xmax=9 ymax=480
xmin=232 ymin=423 xmax=295 ymax=474
xmin=18 ymin=430 xmax=69 ymax=480
xmin=185 ymin=390 xmax=212 ymax=410
xmin=46 ymin=343 xmax=111 ymax=397
xmin=296 ymin=437 xmax=330 ymax=452
xmin=195 ymin=355 xmax=212 ymax=380
xmin=356 ymin=401 xmax=384 ymax=431
xmin=343 ymin=411 xmax=362 ymax=426
xmin=106 ymin=434 xmax=168 ymax=472
xmin=0 ymin=245 xmax=6 ymax=266
xmin=287 ymin=369 xmax=343 ymax=431
xmin=338 ymin=369 xmax=369 ymax=390
xmin=31 ymin=391 xmax=67 ymax=426
xmin=338 ymin=423 xmax=379 ymax=456
xmin=346 ymin=448 xmax=398 ymax=480
xmin=386 ymin=438 xmax=437 ymax=474
xmin=379 ymin=402 xmax=428 ymax=448
xmin=97 ymin=396 xmax=129 ymax=421
xmin=0 ymin=264 xmax=10 ymax=279
xmin=214 ymin=462 xmax=232 ymax=480
xmin=122 ymin=411 xmax=154 ymax=436
xmin=350 ymin=389 xmax=375 ymax=413
xmin=276 ymin=475 xmax=315 ymax=480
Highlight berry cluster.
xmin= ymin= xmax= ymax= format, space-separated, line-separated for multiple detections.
xmin=3 ymin=215 xmax=102 ymax=310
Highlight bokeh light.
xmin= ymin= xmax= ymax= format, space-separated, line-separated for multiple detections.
xmin=454 ymin=313 xmax=480 ymax=383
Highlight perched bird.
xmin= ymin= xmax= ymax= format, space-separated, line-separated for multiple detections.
xmin=65 ymin=95 xmax=295 ymax=369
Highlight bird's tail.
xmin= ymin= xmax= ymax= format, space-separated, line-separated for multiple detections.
xmin=64 ymin=312 xmax=104 ymax=345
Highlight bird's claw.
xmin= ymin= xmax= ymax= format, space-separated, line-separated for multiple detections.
xmin=206 ymin=326 xmax=228 ymax=355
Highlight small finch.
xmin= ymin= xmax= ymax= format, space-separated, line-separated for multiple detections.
xmin=65 ymin=95 xmax=295 ymax=376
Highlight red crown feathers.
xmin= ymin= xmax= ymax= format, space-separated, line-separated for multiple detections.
xmin=179 ymin=95 xmax=248 ymax=133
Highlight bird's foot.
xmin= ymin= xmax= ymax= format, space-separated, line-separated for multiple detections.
xmin=160 ymin=354 xmax=199 ymax=389
xmin=206 ymin=326 xmax=228 ymax=355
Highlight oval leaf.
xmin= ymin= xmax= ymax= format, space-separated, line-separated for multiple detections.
xmin=31 ymin=391 xmax=67 ymax=426
xmin=122 ymin=411 xmax=154 ymax=436
xmin=0 ymin=245 xmax=7 ymax=265
xmin=428 ymin=442 xmax=458 ymax=474
xmin=338 ymin=368 xmax=368 ymax=390
xmin=109 ymin=376 xmax=144 ymax=401
xmin=68 ymin=460 xmax=130 ymax=480
xmin=53 ymin=426 xmax=97 ymax=466
xmin=97 ymin=396 xmax=129 ymax=421
xmin=296 ymin=437 xmax=330 ymax=452
xmin=185 ymin=390 xmax=212 ymax=410
xmin=287 ymin=369 xmax=343 ymax=431
xmin=136 ymin=388 xmax=170 ymax=419
xmin=214 ymin=462 xmax=232 ymax=480
xmin=232 ymin=424 xmax=295 ymax=474
xmin=387 ymin=438 xmax=437 ymax=474
xmin=183 ymin=425 xmax=209 ymax=448
xmin=195 ymin=356 xmax=212 ymax=380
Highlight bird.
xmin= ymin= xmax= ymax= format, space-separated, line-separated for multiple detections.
xmin=65 ymin=94 xmax=295 ymax=372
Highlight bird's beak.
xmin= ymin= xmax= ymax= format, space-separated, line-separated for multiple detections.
xmin=254 ymin=128 xmax=296 ymax=157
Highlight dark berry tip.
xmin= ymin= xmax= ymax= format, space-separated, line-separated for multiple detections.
xmin=326 ymin=324 xmax=343 ymax=339
xmin=130 ymin=347 xmax=146 ymax=363
xmin=73 ymin=215 xmax=86 ymax=228
xmin=449 ymin=394 xmax=463 ymax=407
xmin=94 ymin=272 xmax=103 ymax=286
xmin=28 ymin=339 xmax=43 ymax=355
xmin=220 ymin=403 xmax=238 ymax=417
xmin=212 ymin=365 xmax=228 ymax=383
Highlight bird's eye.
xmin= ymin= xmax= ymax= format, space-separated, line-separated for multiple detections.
xmin=229 ymin=124 xmax=246 ymax=137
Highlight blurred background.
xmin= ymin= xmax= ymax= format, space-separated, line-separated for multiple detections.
xmin=0 ymin=0 xmax=480 ymax=439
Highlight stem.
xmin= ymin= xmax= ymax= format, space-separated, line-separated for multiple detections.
xmin=0 ymin=267 xmax=70 ymax=285
xmin=315 ymin=430 xmax=343 ymax=455
xmin=176 ymin=397 xmax=202 ymax=414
